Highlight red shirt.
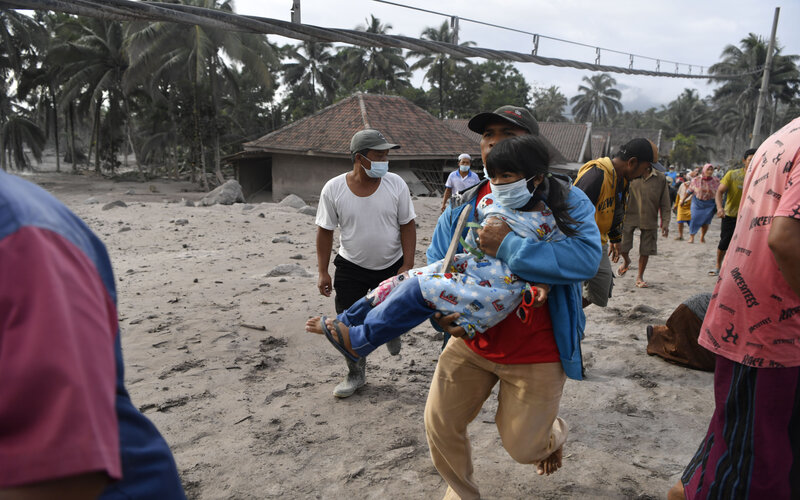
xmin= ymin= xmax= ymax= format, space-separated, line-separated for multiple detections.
xmin=462 ymin=183 xmax=560 ymax=364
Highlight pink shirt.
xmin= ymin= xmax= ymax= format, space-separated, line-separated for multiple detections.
xmin=699 ymin=117 xmax=800 ymax=368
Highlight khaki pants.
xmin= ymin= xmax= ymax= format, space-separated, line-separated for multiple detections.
xmin=424 ymin=338 xmax=568 ymax=500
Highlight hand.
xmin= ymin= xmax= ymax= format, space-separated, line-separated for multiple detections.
xmin=440 ymin=204 xmax=446 ymax=213
xmin=532 ymin=284 xmax=549 ymax=307
xmin=397 ymin=266 xmax=411 ymax=276
xmin=716 ymin=208 xmax=725 ymax=218
xmin=608 ymin=242 xmax=620 ymax=262
xmin=662 ymin=227 xmax=669 ymax=238
xmin=433 ymin=312 xmax=466 ymax=338
xmin=317 ymin=271 xmax=332 ymax=297
xmin=477 ymin=218 xmax=511 ymax=257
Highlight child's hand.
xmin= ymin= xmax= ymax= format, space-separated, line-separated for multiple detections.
xmin=532 ymin=284 xmax=549 ymax=307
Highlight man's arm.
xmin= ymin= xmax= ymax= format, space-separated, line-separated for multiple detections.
xmin=316 ymin=227 xmax=334 ymax=297
xmin=398 ymin=220 xmax=416 ymax=274
xmin=769 ymin=216 xmax=800 ymax=298
xmin=715 ymin=182 xmax=729 ymax=218
xmin=483 ymin=187 xmax=602 ymax=285
xmin=440 ymin=188 xmax=452 ymax=212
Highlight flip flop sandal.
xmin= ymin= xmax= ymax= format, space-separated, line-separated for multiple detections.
xmin=321 ymin=316 xmax=360 ymax=363
xmin=708 ymin=269 xmax=718 ymax=276
xmin=617 ymin=265 xmax=630 ymax=277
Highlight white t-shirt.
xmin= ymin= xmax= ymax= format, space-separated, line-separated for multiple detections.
xmin=316 ymin=172 xmax=416 ymax=270
xmin=445 ymin=170 xmax=481 ymax=194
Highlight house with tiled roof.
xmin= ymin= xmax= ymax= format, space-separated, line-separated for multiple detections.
xmin=593 ymin=127 xmax=672 ymax=159
xmin=231 ymin=93 xmax=480 ymax=201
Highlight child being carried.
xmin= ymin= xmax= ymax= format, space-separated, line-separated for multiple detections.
xmin=305 ymin=135 xmax=579 ymax=362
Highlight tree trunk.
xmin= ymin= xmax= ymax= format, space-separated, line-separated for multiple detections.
xmin=69 ymin=102 xmax=77 ymax=172
xmin=192 ymin=83 xmax=208 ymax=191
xmin=438 ymin=59 xmax=444 ymax=119
xmin=210 ymin=56 xmax=224 ymax=185
xmin=50 ymin=85 xmax=60 ymax=173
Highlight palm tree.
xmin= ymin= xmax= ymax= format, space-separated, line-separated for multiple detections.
xmin=282 ymin=41 xmax=337 ymax=116
xmin=126 ymin=0 xmax=277 ymax=185
xmin=709 ymin=33 xmax=799 ymax=143
xmin=339 ymin=16 xmax=410 ymax=93
xmin=408 ymin=21 xmax=474 ymax=119
xmin=569 ymin=73 xmax=623 ymax=124
xmin=1 ymin=113 xmax=46 ymax=170
xmin=659 ymin=89 xmax=715 ymax=141
xmin=531 ymin=86 xmax=568 ymax=122
xmin=0 ymin=9 xmax=45 ymax=171
xmin=50 ymin=16 xmax=128 ymax=173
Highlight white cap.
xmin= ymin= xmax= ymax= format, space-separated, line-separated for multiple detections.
xmin=458 ymin=153 xmax=471 ymax=161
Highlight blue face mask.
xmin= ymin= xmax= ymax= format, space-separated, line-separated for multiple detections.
xmin=490 ymin=177 xmax=535 ymax=209
xmin=459 ymin=164 xmax=471 ymax=173
xmin=362 ymin=159 xmax=389 ymax=178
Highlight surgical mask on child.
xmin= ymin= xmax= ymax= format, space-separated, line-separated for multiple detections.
xmin=459 ymin=164 xmax=471 ymax=172
xmin=362 ymin=159 xmax=389 ymax=178
xmin=490 ymin=177 xmax=535 ymax=209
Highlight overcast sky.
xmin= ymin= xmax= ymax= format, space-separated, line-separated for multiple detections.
xmin=235 ymin=0 xmax=800 ymax=113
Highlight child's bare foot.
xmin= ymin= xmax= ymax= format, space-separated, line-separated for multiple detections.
xmin=305 ymin=316 xmax=324 ymax=334
xmin=536 ymin=446 xmax=563 ymax=476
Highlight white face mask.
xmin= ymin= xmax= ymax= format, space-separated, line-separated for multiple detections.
xmin=490 ymin=177 xmax=535 ymax=209
xmin=362 ymin=159 xmax=389 ymax=178
xmin=459 ymin=164 xmax=471 ymax=172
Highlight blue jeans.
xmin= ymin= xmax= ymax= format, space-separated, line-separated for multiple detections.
xmin=336 ymin=277 xmax=434 ymax=357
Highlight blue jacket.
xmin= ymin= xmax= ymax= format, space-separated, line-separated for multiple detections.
xmin=427 ymin=176 xmax=601 ymax=380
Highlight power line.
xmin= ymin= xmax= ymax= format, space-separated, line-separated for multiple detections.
xmin=0 ymin=0 xmax=758 ymax=80
xmin=374 ymin=0 xmax=717 ymax=74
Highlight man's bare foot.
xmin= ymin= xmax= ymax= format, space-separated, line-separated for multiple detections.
xmin=305 ymin=316 xmax=324 ymax=334
xmin=667 ymin=480 xmax=686 ymax=500
xmin=687 ymin=237 xmax=694 ymax=244
xmin=700 ymin=237 xmax=706 ymax=243
xmin=536 ymin=446 xmax=563 ymax=476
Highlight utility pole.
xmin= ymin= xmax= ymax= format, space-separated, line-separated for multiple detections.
xmin=750 ymin=7 xmax=780 ymax=149
xmin=450 ymin=16 xmax=459 ymax=45
xmin=290 ymin=0 xmax=301 ymax=23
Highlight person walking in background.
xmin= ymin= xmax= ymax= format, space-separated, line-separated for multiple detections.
xmin=668 ymin=116 xmax=800 ymax=500
xmin=711 ymin=148 xmax=756 ymax=275
xmin=674 ymin=170 xmax=695 ymax=240
xmin=685 ymin=163 xmax=719 ymax=243
xmin=616 ymin=163 xmax=671 ymax=288
xmin=574 ymin=138 xmax=665 ymax=307
xmin=314 ymin=129 xmax=416 ymax=398
xmin=440 ymin=153 xmax=480 ymax=212
xmin=0 ymin=170 xmax=185 ymax=499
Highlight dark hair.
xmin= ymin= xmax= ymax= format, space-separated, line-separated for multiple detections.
xmin=743 ymin=148 xmax=757 ymax=159
xmin=485 ymin=135 xmax=579 ymax=237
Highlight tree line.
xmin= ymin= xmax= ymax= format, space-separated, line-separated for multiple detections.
xmin=1 ymin=4 xmax=798 ymax=183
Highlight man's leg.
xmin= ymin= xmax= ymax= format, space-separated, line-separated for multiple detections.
xmin=583 ymin=244 xmax=613 ymax=308
xmin=617 ymin=226 xmax=634 ymax=276
xmin=636 ymin=229 xmax=656 ymax=287
xmin=678 ymin=355 xmax=800 ymax=499
xmin=425 ymin=338 xmax=498 ymax=500
xmin=332 ymin=258 xmax=372 ymax=398
xmin=494 ymin=362 xmax=567 ymax=474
